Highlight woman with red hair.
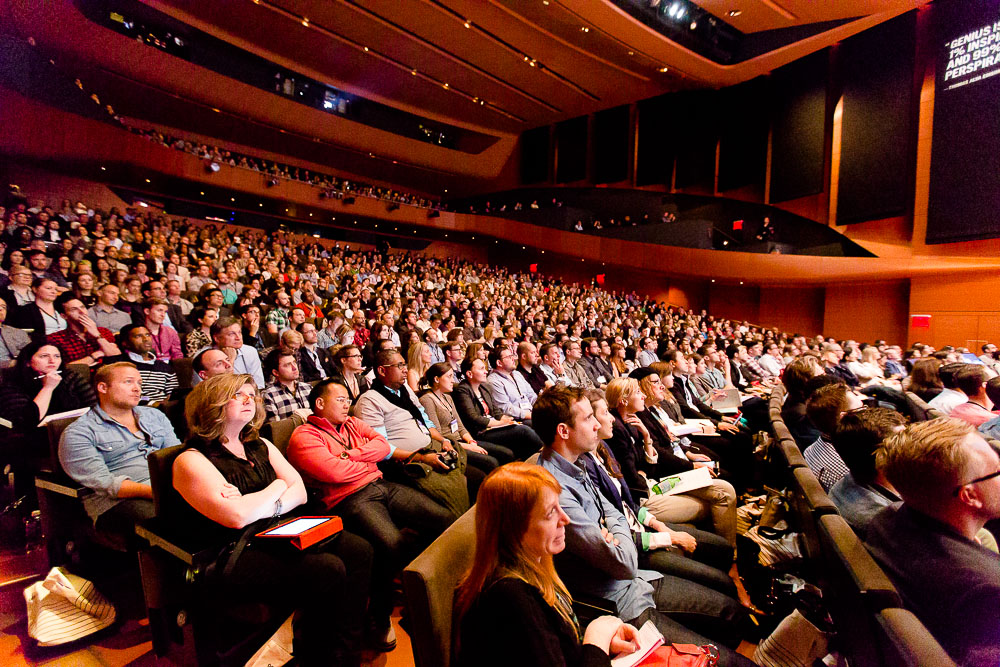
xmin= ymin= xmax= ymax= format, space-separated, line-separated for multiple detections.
xmin=455 ymin=462 xmax=640 ymax=666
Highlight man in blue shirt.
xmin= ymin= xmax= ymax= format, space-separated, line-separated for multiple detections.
xmin=59 ymin=362 xmax=179 ymax=542
xmin=533 ymin=386 xmax=751 ymax=666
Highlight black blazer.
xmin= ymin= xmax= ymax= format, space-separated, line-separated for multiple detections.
xmin=11 ymin=303 xmax=56 ymax=344
xmin=670 ymin=375 xmax=723 ymax=422
xmin=636 ymin=408 xmax=695 ymax=476
xmin=452 ymin=381 xmax=501 ymax=438
xmin=298 ymin=346 xmax=335 ymax=383
xmin=605 ymin=410 xmax=656 ymax=498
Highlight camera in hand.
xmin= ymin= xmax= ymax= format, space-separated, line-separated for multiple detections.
xmin=438 ymin=449 xmax=459 ymax=470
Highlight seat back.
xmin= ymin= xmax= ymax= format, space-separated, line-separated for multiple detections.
xmin=778 ymin=439 xmax=807 ymax=470
xmin=146 ymin=444 xmax=187 ymax=520
xmin=259 ymin=414 xmax=305 ymax=458
xmin=401 ymin=506 xmax=477 ymax=667
xmin=170 ymin=357 xmax=193 ymax=389
xmin=816 ymin=514 xmax=901 ymax=666
xmin=45 ymin=415 xmax=83 ymax=475
xmin=789 ymin=466 xmax=837 ymax=560
xmin=904 ymin=392 xmax=933 ymax=422
xmin=876 ymin=608 xmax=957 ymax=667
xmin=64 ymin=363 xmax=92 ymax=390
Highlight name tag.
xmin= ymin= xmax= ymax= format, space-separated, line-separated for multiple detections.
xmin=597 ymin=376 xmax=607 ymax=384
xmin=449 ymin=419 xmax=459 ymax=434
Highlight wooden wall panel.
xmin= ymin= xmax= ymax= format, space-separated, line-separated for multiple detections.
xmin=759 ymin=286 xmax=825 ymax=336
xmin=708 ymin=284 xmax=761 ymax=324
xmin=824 ymin=280 xmax=909 ymax=344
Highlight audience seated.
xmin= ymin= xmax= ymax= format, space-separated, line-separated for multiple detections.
xmin=949 ymin=364 xmax=996 ymax=426
xmin=355 ymin=349 xmax=478 ymax=516
xmin=0 ymin=341 xmax=96 ymax=433
xmin=261 ymin=348 xmax=311 ymax=421
xmin=865 ymin=418 xmax=1000 ymax=666
xmin=453 ymin=357 xmax=545 ymax=460
xmin=87 ymin=282 xmax=132 ymax=333
xmin=11 ymin=277 xmax=66 ymax=343
xmin=827 ymin=408 xmax=906 ymax=539
xmin=486 ymin=346 xmax=537 ymax=421
xmin=803 ymin=383 xmax=860 ymax=492
xmin=297 ymin=321 xmax=334 ymax=381
xmin=47 ymin=293 xmax=119 ymax=365
xmin=0 ymin=299 xmax=31 ymax=367
xmin=455 ymin=463 xmax=643 ymax=667
xmin=533 ymin=386 xmax=752 ymax=666
xmin=287 ymin=378 xmax=454 ymax=652
xmin=104 ymin=324 xmax=178 ymax=403
xmin=191 ymin=316 xmax=265 ymax=388
xmin=58 ymin=362 xmax=179 ymax=544
xmin=927 ymin=362 xmax=967 ymax=415
xmin=173 ymin=374 xmax=373 ymax=666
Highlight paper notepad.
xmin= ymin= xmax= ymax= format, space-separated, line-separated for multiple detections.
xmin=39 ymin=407 xmax=91 ymax=427
xmin=610 ymin=620 xmax=664 ymax=667
xmin=649 ymin=467 xmax=713 ymax=496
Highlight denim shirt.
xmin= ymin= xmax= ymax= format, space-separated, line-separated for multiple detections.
xmin=538 ymin=448 xmax=660 ymax=622
xmin=58 ymin=405 xmax=180 ymax=521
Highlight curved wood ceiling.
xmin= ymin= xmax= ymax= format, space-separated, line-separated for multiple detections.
xmin=8 ymin=0 xmax=929 ymax=190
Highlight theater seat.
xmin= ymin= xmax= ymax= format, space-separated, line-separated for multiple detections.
xmin=259 ymin=414 xmax=305 ymax=458
xmin=789 ymin=466 xmax=838 ymax=560
xmin=402 ymin=506 xmax=476 ymax=667
xmin=876 ymin=608 xmax=957 ymax=667
xmin=778 ymin=439 xmax=807 ymax=470
xmin=170 ymin=357 xmax=193 ymax=389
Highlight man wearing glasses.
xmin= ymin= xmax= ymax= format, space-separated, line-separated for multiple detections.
xmin=487 ymin=346 xmax=536 ymax=421
xmin=287 ymin=379 xmax=454 ymax=653
xmin=865 ymin=418 xmax=1000 ymax=666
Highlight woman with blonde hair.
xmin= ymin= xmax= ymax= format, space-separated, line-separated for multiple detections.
xmin=605 ymin=377 xmax=738 ymax=545
xmin=172 ymin=374 xmax=373 ymax=666
xmin=406 ymin=341 xmax=433 ymax=392
xmin=455 ymin=463 xmax=640 ymax=667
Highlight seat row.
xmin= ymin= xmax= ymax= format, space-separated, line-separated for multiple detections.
xmin=766 ymin=385 xmax=955 ymax=667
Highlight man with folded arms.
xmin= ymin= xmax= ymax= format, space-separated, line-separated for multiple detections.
xmin=59 ymin=362 xmax=179 ymax=542
xmin=287 ymin=379 xmax=453 ymax=652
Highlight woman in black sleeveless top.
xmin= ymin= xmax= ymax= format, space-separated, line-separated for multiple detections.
xmin=172 ymin=373 xmax=373 ymax=666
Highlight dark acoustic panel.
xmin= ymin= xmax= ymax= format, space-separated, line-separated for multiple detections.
xmin=593 ymin=105 xmax=630 ymax=184
xmin=556 ymin=116 xmax=588 ymax=183
xmin=674 ymin=90 xmax=719 ymax=189
xmin=927 ymin=0 xmax=1000 ymax=243
xmin=635 ymin=95 xmax=675 ymax=186
xmin=520 ymin=126 xmax=550 ymax=184
xmin=769 ymin=50 xmax=829 ymax=203
xmin=837 ymin=12 xmax=917 ymax=224
xmin=718 ymin=77 xmax=769 ymax=192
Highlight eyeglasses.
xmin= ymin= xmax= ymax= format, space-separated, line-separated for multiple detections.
xmin=231 ymin=392 xmax=256 ymax=404
xmin=345 ymin=353 xmax=363 ymax=359
xmin=380 ymin=362 xmax=407 ymax=369
xmin=330 ymin=396 xmax=352 ymax=404
xmin=953 ymin=470 xmax=1000 ymax=496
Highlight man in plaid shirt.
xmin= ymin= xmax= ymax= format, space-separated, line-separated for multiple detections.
xmin=48 ymin=294 xmax=120 ymax=365
xmin=265 ymin=289 xmax=292 ymax=337
xmin=261 ymin=348 xmax=311 ymax=421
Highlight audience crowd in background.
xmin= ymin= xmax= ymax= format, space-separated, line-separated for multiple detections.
xmin=2 ymin=188 xmax=999 ymax=666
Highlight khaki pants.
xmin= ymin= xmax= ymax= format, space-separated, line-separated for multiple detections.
xmin=641 ymin=478 xmax=737 ymax=545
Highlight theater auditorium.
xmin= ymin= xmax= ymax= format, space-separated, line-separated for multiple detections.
xmin=1 ymin=0 xmax=998 ymax=665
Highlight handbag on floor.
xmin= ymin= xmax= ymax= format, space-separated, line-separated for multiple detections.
xmin=25 ymin=567 xmax=116 ymax=646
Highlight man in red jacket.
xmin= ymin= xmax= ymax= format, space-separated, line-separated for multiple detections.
xmin=286 ymin=378 xmax=453 ymax=652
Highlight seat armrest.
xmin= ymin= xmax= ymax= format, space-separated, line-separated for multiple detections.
xmin=35 ymin=471 xmax=93 ymax=499
xmin=136 ymin=517 xmax=225 ymax=569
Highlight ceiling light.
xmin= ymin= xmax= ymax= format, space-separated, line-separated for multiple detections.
xmin=524 ymin=55 xmax=530 ymax=62
xmin=144 ymin=178 xmax=150 ymax=183
xmin=100 ymin=166 xmax=106 ymax=171
xmin=200 ymin=191 xmax=205 ymax=195
xmin=363 ymin=46 xmax=369 ymax=52
xmin=259 ymin=203 xmax=263 ymax=206
xmin=411 ymin=69 xmax=417 ymax=75
xmin=659 ymin=66 xmax=669 ymax=72
xmin=729 ymin=10 xmax=742 ymax=17
xmin=628 ymin=51 xmax=635 ymax=56
xmin=464 ymin=20 xmax=471 ymax=28
xmin=580 ymin=26 xmax=590 ymax=32
xmin=443 ymin=82 xmax=449 ymax=89
xmin=690 ymin=21 xmax=697 ymax=29
xmin=301 ymin=17 xmax=309 ymax=27
xmin=230 ymin=197 xmax=235 ymax=202
xmin=543 ymin=0 xmax=549 ymax=4
xmin=711 ymin=279 xmax=716 ymax=282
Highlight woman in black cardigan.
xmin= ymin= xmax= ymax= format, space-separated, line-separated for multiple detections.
xmin=455 ymin=463 xmax=640 ymax=667
xmin=451 ymin=357 xmax=544 ymax=460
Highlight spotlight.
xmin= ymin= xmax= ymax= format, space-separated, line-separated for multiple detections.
xmin=343 ymin=197 xmax=356 ymax=205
